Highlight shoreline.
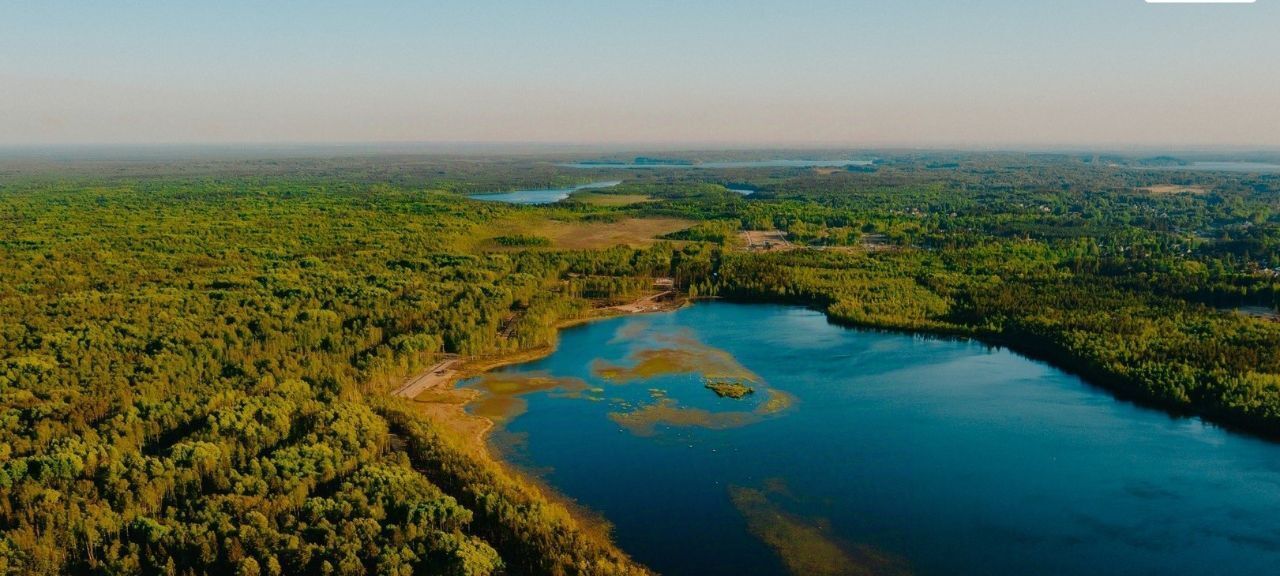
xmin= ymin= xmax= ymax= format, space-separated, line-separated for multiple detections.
xmin=389 ymin=292 xmax=1280 ymax=575
xmin=422 ymin=292 xmax=1280 ymax=450
xmin=393 ymin=291 xmax=689 ymax=457
xmin=720 ymin=293 xmax=1280 ymax=443
xmin=385 ymin=290 xmax=689 ymax=565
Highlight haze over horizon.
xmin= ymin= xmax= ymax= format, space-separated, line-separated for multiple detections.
xmin=4 ymin=0 xmax=1278 ymax=148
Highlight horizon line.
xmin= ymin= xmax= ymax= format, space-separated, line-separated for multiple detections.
xmin=3 ymin=140 xmax=1280 ymax=155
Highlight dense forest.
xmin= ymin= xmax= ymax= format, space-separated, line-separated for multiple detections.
xmin=1 ymin=152 xmax=1279 ymax=574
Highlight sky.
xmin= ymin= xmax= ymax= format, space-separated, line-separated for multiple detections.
xmin=2 ymin=0 xmax=1278 ymax=148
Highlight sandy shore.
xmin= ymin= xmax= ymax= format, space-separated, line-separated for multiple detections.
xmin=391 ymin=290 xmax=686 ymax=454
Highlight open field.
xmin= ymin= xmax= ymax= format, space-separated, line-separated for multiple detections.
xmin=479 ymin=216 xmax=694 ymax=250
xmin=570 ymin=192 xmax=654 ymax=206
xmin=1140 ymin=184 xmax=1210 ymax=195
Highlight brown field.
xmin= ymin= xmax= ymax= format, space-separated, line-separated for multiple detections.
xmin=1140 ymin=184 xmax=1209 ymax=195
xmin=571 ymin=192 xmax=654 ymax=206
xmin=480 ymin=217 xmax=693 ymax=250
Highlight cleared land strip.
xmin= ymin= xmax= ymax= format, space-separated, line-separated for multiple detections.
xmin=611 ymin=290 xmax=675 ymax=313
xmin=741 ymin=230 xmax=795 ymax=252
xmin=393 ymin=356 xmax=462 ymax=399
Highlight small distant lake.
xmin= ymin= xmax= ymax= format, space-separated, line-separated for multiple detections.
xmin=461 ymin=302 xmax=1280 ymax=576
xmin=469 ymin=180 xmax=622 ymax=204
xmin=727 ymin=187 xmax=755 ymax=196
xmin=1140 ymin=161 xmax=1280 ymax=174
xmin=564 ymin=160 xmax=874 ymax=169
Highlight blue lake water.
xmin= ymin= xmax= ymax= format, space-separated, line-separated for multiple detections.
xmin=564 ymin=160 xmax=874 ymax=169
xmin=462 ymin=303 xmax=1280 ymax=576
xmin=469 ymin=180 xmax=622 ymax=204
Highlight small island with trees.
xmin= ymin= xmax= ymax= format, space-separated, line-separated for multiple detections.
xmin=705 ymin=379 xmax=756 ymax=399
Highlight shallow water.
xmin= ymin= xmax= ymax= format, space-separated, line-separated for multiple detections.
xmin=469 ymin=180 xmax=621 ymax=204
xmin=461 ymin=303 xmax=1280 ymax=576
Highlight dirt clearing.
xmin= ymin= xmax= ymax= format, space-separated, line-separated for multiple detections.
xmin=570 ymin=192 xmax=654 ymax=206
xmin=481 ymin=217 xmax=694 ymax=250
xmin=1140 ymin=185 xmax=1209 ymax=195
xmin=741 ymin=230 xmax=795 ymax=252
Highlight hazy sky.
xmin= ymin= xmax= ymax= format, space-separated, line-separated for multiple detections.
xmin=2 ymin=1 xmax=1277 ymax=147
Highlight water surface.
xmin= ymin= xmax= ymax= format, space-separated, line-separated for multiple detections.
xmin=470 ymin=180 xmax=621 ymax=204
xmin=463 ymin=303 xmax=1280 ymax=576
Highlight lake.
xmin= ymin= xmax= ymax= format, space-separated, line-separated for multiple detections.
xmin=461 ymin=303 xmax=1280 ymax=576
xmin=563 ymin=160 xmax=874 ymax=169
xmin=469 ymin=180 xmax=622 ymax=204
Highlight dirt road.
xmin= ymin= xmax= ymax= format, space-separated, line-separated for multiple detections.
xmin=392 ymin=357 xmax=462 ymax=399
xmin=611 ymin=290 xmax=676 ymax=313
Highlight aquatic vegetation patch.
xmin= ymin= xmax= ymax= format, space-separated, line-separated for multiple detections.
xmin=757 ymin=388 xmax=795 ymax=414
xmin=592 ymin=349 xmax=707 ymax=381
xmin=472 ymin=372 xmax=589 ymax=395
xmin=608 ymin=399 xmax=758 ymax=436
xmin=471 ymin=395 xmax=531 ymax=424
xmin=608 ymin=388 xmax=793 ymax=435
xmin=471 ymin=331 xmax=793 ymax=437
xmin=487 ymin=428 xmax=532 ymax=463
xmin=705 ymin=379 xmax=755 ymax=399
xmin=592 ymin=332 xmax=761 ymax=383
xmin=468 ymin=373 xmax=590 ymax=423
xmin=610 ymin=319 xmax=652 ymax=343
xmin=729 ymin=486 xmax=912 ymax=576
